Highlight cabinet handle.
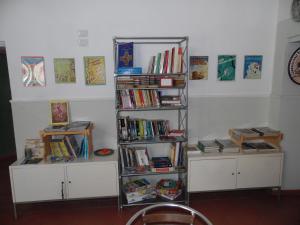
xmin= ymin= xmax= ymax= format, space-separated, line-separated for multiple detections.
xmin=69 ymin=181 xmax=71 ymax=184
xmin=232 ymin=173 xmax=235 ymax=175
xmin=238 ymin=172 xmax=241 ymax=175
xmin=61 ymin=181 xmax=65 ymax=200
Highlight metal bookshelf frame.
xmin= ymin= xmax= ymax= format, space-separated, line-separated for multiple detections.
xmin=113 ymin=36 xmax=189 ymax=209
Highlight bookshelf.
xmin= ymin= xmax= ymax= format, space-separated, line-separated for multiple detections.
xmin=113 ymin=37 xmax=189 ymax=208
xmin=40 ymin=123 xmax=94 ymax=160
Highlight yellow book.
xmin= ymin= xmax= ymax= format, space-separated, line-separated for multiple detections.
xmin=58 ymin=141 xmax=70 ymax=157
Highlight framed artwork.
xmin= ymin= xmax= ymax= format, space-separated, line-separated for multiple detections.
xmin=217 ymin=55 xmax=236 ymax=81
xmin=84 ymin=56 xmax=106 ymax=85
xmin=288 ymin=47 xmax=300 ymax=85
xmin=243 ymin=55 xmax=263 ymax=79
xmin=49 ymin=100 xmax=69 ymax=126
xmin=21 ymin=56 xmax=46 ymax=87
xmin=54 ymin=58 xmax=76 ymax=83
xmin=189 ymin=56 xmax=208 ymax=80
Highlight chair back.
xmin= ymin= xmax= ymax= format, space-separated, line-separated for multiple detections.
xmin=126 ymin=203 xmax=213 ymax=225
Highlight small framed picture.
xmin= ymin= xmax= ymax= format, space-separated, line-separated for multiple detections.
xmin=49 ymin=100 xmax=69 ymax=126
xmin=160 ymin=77 xmax=173 ymax=87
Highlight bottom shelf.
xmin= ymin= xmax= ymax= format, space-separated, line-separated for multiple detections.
xmin=120 ymin=191 xmax=187 ymax=207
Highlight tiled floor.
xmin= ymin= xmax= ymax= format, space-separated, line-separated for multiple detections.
xmin=1 ymin=155 xmax=300 ymax=225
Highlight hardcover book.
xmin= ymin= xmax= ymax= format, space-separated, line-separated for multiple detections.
xmin=118 ymin=42 xmax=133 ymax=68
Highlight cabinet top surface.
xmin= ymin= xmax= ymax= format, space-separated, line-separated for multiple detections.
xmin=10 ymin=151 xmax=118 ymax=168
xmin=187 ymin=151 xmax=284 ymax=160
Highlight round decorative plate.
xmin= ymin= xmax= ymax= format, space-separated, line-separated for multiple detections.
xmin=94 ymin=148 xmax=114 ymax=156
xmin=288 ymin=47 xmax=300 ymax=85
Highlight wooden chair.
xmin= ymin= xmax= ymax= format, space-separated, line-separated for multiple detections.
xmin=126 ymin=203 xmax=213 ymax=225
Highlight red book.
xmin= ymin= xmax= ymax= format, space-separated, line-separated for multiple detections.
xmin=178 ymin=47 xmax=183 ymax=73
xmin=151 ymin=167 xmax=175 ymax=173
xmin=138 ymin=90 xmax=145 ymax=107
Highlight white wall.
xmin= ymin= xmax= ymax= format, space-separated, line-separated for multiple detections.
xmin=11 ymin=96 xmax=269 ymax=160
xmin=269 ymin=18 xmax=300 ymax=189
xmin=277 ymin=0 xmax=293 ymax=21
xmin=3 ymin=0 xmax=296 ymax=186
xmin=0 ymin=0 xmax=278 ymax=100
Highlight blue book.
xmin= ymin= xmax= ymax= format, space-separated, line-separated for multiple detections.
xmin=118 ymin=42 xmax=133 ymax=68
xmin=117 ymin=67 xmax=142 ymax=75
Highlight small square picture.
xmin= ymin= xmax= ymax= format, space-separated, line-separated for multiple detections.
xmin=22 ymin=56 xmax=46 ymax=87
xmin=243 ymin=55 xmax=263 ymax=79
xmin=84 ymin=56 xmax=106 ymax=85
xmin=49 ymin=100 xmax=69 ymax=126
xmin=54 ymin=58 xmax=76 ymax=83
xmin=217 ymin=55 xmax=236 ymax=81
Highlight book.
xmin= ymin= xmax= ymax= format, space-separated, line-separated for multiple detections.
xmin=67 ymin=121 xmax=91 ymax=131
xmin=155 ymin=52 xmax=161 ymax=74
xmin=117 ymin=67 xmax=142 ymax=75
xmin=151 ymin=157 xmax=173 ymax=168
xmin=197 ymin=140 xmax=220 ymax=153
xmin=64 ymin=136 xmax=77 ymax=158
xmin=151 ymin=167 xmax=175 ymax=173
xmin=215 ymin=139 xmax=239 ymax=153
xmin=118 ymin=42 xmax=133 ymax=68
xmin=232 ymin=128 xmax=261 ymax=138
xmin=68 ymin=135 xmax=81 ymax=156
xmin=250 ymin=127 xmax=280 ymax=136
xmin=242 ymin=140 xmax=279 ymax=152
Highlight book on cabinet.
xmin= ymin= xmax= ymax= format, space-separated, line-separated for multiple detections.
xmin=113 ymin=37 xmax=189 ymax=208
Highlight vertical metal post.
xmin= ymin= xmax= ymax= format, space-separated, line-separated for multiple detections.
xmin=13 ymin=203 xmax=17 ymax=220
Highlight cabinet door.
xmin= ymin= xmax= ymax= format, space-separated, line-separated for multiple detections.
xmin=188 ymin=158 xmax=236 ymax=192
xmin=11 ymin=165 xmax=65 ymax=203
xmin=237 ymin=155 xmax=282 ymax=189
xmin=66 ymin=163 xmax=118 ymax=199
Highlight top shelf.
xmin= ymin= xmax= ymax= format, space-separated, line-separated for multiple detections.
xmin=113 ymin=36 xmax=188 ymax=44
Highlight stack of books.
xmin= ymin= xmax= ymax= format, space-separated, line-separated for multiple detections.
xmin=160 ymin=95 xmax=181 ymax=106
xmin=119 ymin=146 xmax=150 ymax=172
xmin=156 ymin=179 xmax=182 ymax=200
xmin=197 ymin=140 xmax=220 ymax=153
xmin=117 ymin=89 xmax=160 ymax=109
xmin=147 ymin=47 xmax=184 ymax=75
xmin=151 ymin=157 xmax=174 ymax=172
xmin=231 ymin=128 xmax=260 ymax=139
xmin=215 ymin=139 xmax=240 ymax=153
xmin=250 ymin=127 xmax=281 ymax=136
xmin=123 ymin=178 xmax=156 ymax=204
xmin=242 ymin=140 xmax=279 ymax=153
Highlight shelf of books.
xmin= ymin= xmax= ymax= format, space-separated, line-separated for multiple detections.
xmin=229 ymin=127 xmax=283 ymax=151
xmin=113 ymin=36 xmax=189 ymax=208
xmin=40 ymin=121 xmax=94 ymax=162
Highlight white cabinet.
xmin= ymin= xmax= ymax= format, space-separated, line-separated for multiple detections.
xmin=236 ymin=155 xmax=282 ymax=189
xmin=188 ymin=152 xmax=283 ymax=193
xmin=189 ymin=158 xmax=236 ymax=192
xmin=66 ymin=163 xmax=118 ymax=199
xmin=10 ymin=165 xmax=65 ymax=202
xmin=9 ymin=155 xmax=119 ymax=204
